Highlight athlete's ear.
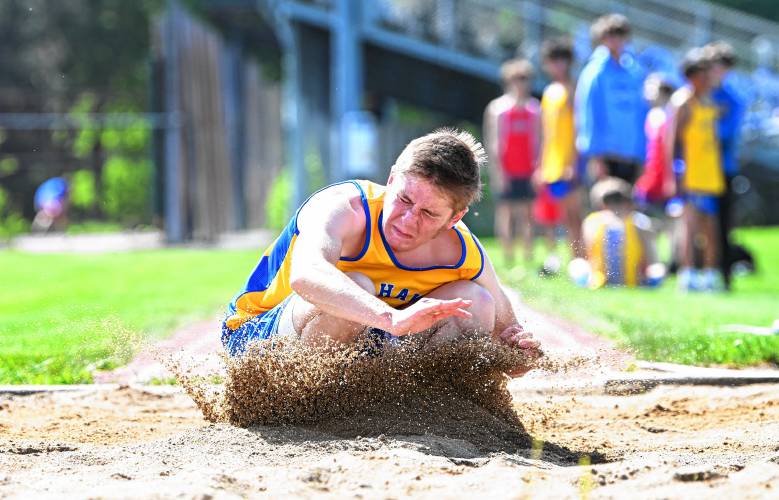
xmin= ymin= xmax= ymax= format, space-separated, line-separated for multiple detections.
xmin=387 ymin=172 xmax=395 ymax=185
xmin=449 ymin=206 xmax=468 ymax=227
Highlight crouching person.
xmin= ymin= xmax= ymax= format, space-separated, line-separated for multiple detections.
xmin=221 ymin=129 xmax=542 ymax=377
xmin=570 ymin=177 xmax=664 ymax=288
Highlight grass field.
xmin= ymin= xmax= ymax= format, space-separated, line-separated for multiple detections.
xmin=0 ymin=249 xmax=260 ymax=384
xmin=488 ymin=226 xmax=779 ymax=367
xmin=1 ymin=227 xmax=777 ymax=384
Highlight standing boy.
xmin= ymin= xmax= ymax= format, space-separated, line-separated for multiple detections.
xmin=575 ymin=14 xmax=646 ymax=184
xmin=484 ymin=59 xmax=540 ymax=265
xmin=704 ymin=41 xmax=745 ymax=290
xmin=634 ymin=73 xmax=675 ymax=212
xmin=538 ymin=37 xmax=584 ymax=259
xmin=668 ymin=49 xmax=725 ymax=292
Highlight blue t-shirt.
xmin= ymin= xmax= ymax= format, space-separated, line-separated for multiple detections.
xmin=575 ymin=46 xmax=647 ymax=163
xmin=34 ymin=177 xmax=69 ymax=210
xmin=711 ymin=79 xmax=746 ymax=177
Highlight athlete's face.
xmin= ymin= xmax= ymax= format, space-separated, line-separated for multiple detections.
xmin=382 ymin=173 xmax=467 ymax=252
xmin=507 ymin=74 xmax=531 ymax=98
xmin=543 ymin=58 xmax=570 ymax=82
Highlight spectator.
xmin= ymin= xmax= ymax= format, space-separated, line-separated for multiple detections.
xmin=483 ymin=59 xmax=540 ymax=265
xmin=571 ymin=177 xmax=660 ymax=288
xmin=575 ymin=13 xmax=647 ymax=184
xmin=538 ymin=37 xmax=585 ymax=259
xmin=704 ymin=41 xmax=746 ymax=290
xmin=668 ymin=49 xmax=725 ymax=292
xmin=32 ymin=176 xmax=69 ymax=233
xmin=634 ymin=73 xmax=676 ymax=213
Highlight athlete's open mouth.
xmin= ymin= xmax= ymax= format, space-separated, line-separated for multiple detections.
xmin=392 ymin=225 xmax=414 ymax=240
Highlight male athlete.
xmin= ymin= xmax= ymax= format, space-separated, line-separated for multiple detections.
xmin=222 ymin=129 xmax=541 ymax=376
xmin=668 ymin=49 xmax=725 ymax=292
xmin=538 ymin=37 xmax=584 ymax=259
xmin=483 ymin=59 xmax=540 ymax=265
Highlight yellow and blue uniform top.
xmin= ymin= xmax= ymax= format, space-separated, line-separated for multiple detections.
xmin=540 ymin=82 xmax=576 ymax=184
xmin=681 ymin=96 xmax=725 ymax=196
xmin=584 ymin=210 xmax=643 ymax=288
xmin=224 ymin=180 xmax=486 ymax=330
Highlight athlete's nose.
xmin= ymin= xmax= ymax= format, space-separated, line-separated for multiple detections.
xmin=399 ymin=207 xmax=419 ymax=229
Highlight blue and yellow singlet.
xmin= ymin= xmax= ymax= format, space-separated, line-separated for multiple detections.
xmin=585 ymin=210 xmax=643 ymax=288
xmin=224 ymin=180 xmax=486 ymax=330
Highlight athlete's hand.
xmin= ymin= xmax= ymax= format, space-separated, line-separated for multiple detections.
xmin=589 ymin=157 xmax=608 ymax=180
xmin=388 ymin=298 xmax=472 ymax=336
xmin=495 ymin=324 xmax=543 ymax=377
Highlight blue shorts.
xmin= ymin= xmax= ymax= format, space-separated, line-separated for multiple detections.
xmin=686 ymin=193 xmax=719 ymax=216
xmin=547 ymin=180 xmax=575 ymax=200
xmin=221 ymin=296 xmax=293 ymax=356
xmin=220 ymin=296 xmax=400 ymax=357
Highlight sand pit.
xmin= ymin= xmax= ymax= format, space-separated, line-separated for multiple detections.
xmin=2 ymin=337 xmax=778 ymax=498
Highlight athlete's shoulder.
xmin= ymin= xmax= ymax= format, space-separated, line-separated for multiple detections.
xmin=526 ymin=97 xmax=541 ymax=113
xmin=543 ymin=82 xmax=567 ymax=101
xmin=296 ymin=181 xmax=369 ymax=234
xmin=489 ymin=94 xmax=515 ymax=115
xmin=671 ymin=86 xmax=693 ymax=109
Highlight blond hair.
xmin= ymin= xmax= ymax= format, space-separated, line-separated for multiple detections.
xmin=392 ymin=128 xmax=486 ymax=210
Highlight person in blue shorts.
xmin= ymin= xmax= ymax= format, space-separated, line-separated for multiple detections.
xmin=221 ymin=129 xmax=542 ymax=378
xmin=32 ymin=177 xmax=69 ymax=232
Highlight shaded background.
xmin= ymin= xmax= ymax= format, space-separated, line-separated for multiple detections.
xmin=1 ymin=0 xmax=778 ymax=241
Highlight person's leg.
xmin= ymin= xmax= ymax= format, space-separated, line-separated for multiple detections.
xmin=421 ymin=280 xmax=496 ymax=347
xmin=701 ymin=212 xmax=720 ymax=270
xmin=678 ymin=202 xmax=697 ymax=290
xmin=545 ymin=225 xmax=556 ymax=253
xmin=516 ymin=201 xmax=533 ymax=263
xmin=717 ymin=178 xmax=733 ymax=289
xmin=291 ymin=272 xmax=375 ymax=346
xmin=563 ymin=187 xmax=585 ymax=258
xmin=495 ymin=201 xmax=514 ymax=265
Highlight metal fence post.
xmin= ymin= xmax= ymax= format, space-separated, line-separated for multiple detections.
xmin=163 ymin=0 xmax=184 ymax=243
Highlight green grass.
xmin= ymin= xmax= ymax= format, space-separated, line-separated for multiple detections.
xmin=488 ymin=227 xmax=779 ymax=367
xmin=0 ymin=249 xmax=259 ymax=384
xmin=2 ymin=227 xmax=777 ymax=384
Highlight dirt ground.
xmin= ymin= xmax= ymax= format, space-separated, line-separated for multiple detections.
xmin=1 ymin=381 xmax=778 ymax=499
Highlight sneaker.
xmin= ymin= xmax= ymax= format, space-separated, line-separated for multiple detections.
xmin=678 ymin=267 xmax=695 ymax=292
xmin=702 ymin=268 xmax=725 ymax=292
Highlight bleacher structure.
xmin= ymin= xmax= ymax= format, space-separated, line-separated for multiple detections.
xmin=159 ymin=0 xmax=779 ymax=240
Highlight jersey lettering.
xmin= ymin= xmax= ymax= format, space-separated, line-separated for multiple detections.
xmin=378 ymin=283 xmax=395 ymax=298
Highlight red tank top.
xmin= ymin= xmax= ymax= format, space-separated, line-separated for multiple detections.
xmin=497 ymin=99 xmax=539 ymax=179
xmin=635 ymin=107 xmax=672 ymax=202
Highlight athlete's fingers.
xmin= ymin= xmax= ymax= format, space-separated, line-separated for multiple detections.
xmin=426 ymin=299 xmax=471 ymax=314
xmin=430 ymin=306 xmax=472 ymax=320
xmin=452 ymin=308 xmax=473 ymax=318
xmin=517 ymin=337 xmax=541 ymax=350
xmin=498 ymin=325 xmax=524 ymax=342
xmin=513 ymin=331 xmax=535 ymax=342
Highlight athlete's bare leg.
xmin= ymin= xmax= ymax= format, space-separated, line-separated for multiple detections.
xmin=421 ymin=280 xmax=496 ymax=347
xmin=495 ymin=201 xmax=515 ymax=265
xmin=291 ymin=272 xmax=375 ymax=346
xmin=680 ymin=204 xmax=696 ymax=269
xmin=563 ymin=188 xmax=585 ymax=258
xmin=515 ymin=201 xmax=533 ymax=263
xmin=700 ymin=212 xmax=720 ymax=269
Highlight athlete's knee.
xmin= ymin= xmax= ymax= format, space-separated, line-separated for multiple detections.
xmin=435 ymin=280 xmax=496 ymax=318
xmin=345 ymin=272 xmax=375 ymax=295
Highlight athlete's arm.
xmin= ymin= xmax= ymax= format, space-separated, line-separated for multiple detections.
xmin=289 ymin=185 xmax=472 ymax=336
xmin=483 ymin=100 xmax=504 ymax=195
xmin=474 ymin=254 xmax=540 ymax=348
xmin=474 ymin=254 xmax=541 ymax=376
xmin=666 ymin=94 xmax=690 ymax=194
